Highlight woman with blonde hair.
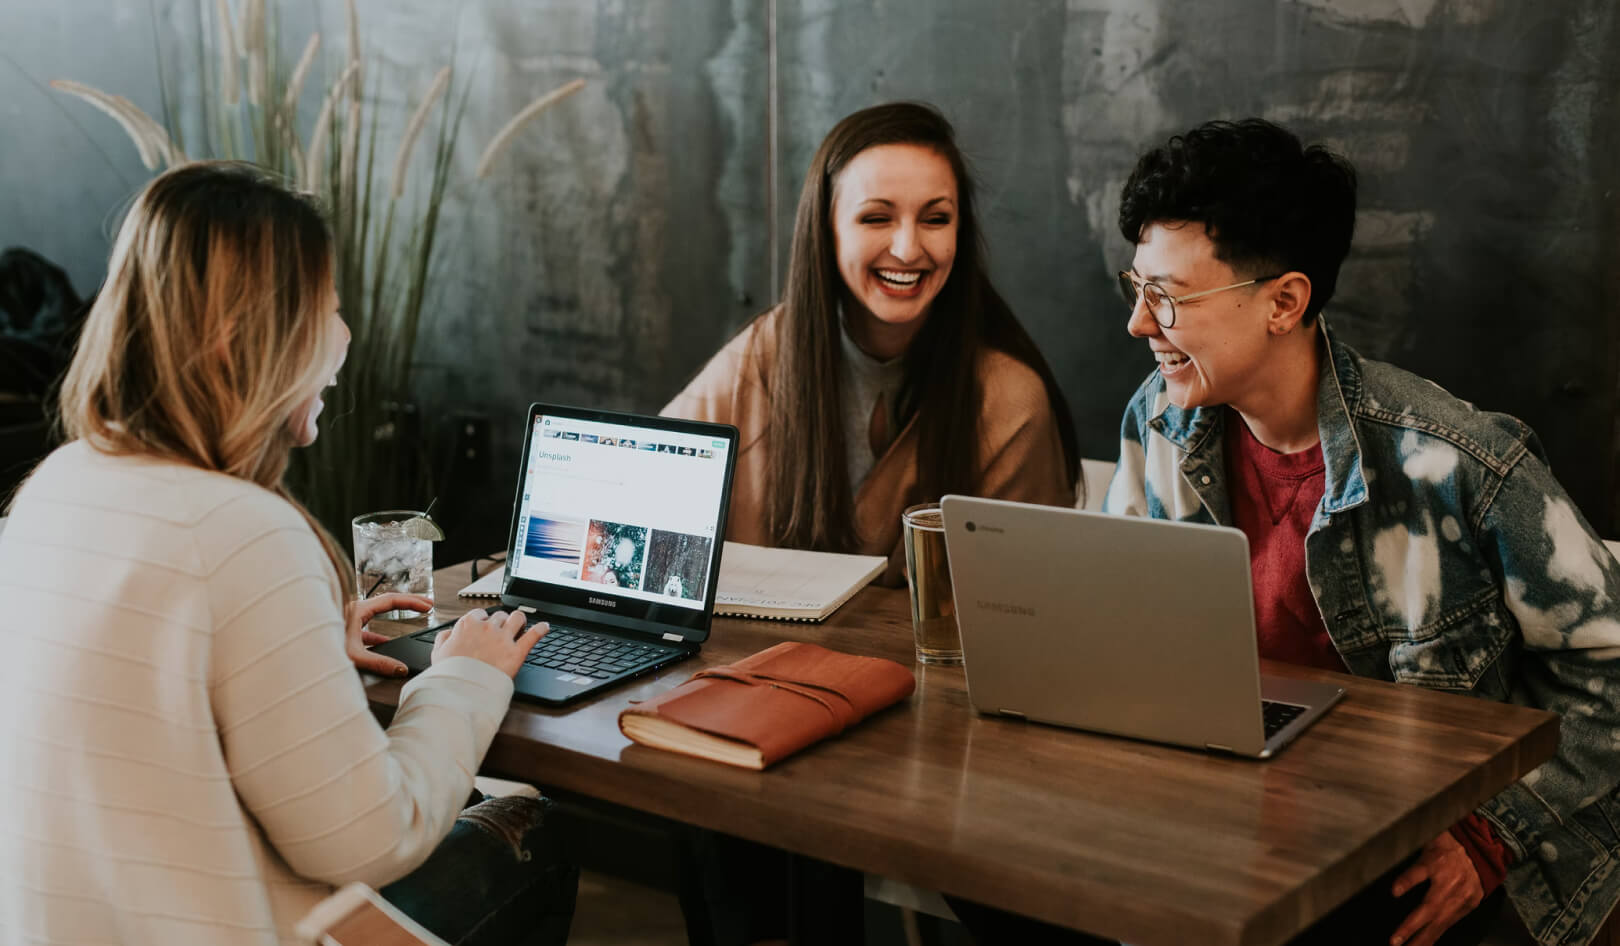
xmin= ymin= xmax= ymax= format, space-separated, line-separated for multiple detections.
xmin=0 ymin=162 xmax=575 ymax=945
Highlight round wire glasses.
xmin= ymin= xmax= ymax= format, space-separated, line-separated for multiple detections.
xmin=1116 ymin=271 xmax=1281 ymax=328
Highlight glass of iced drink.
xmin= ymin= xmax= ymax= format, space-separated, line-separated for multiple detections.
xmin=352 ymin=510 xmax=436 ymax=620
xmin=902 ymin=502 xmax=962 ymax=665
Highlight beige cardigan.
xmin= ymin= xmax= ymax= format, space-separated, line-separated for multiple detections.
xmin=0 ymin=443 xmax=514 ymax=945
xmin=663 ymin=310 xmax=1075 ymax=584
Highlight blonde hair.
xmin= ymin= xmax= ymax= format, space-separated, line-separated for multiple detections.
xmin=56 ymin=161 xmax=355 ymax=601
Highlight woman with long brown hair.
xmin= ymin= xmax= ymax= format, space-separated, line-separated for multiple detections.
xmin=666 ymin=102 xmax=1078 ymax=946
xmin=0 ymin=162 xmax=575 ymax=945
xmin=666 ymin=101 xmax=1078 ymax=582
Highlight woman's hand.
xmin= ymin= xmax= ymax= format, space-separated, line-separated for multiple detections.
xmin=344 ymin=593 xmax=433 ymax=676
xmin=432 ymin=608 xmax=547 ymax=679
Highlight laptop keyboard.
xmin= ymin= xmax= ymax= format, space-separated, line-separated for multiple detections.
xmin=1262 ymin=699 xmax=1307 ymax=738
xmin=411 ymin=621 xmax=682 ymax=680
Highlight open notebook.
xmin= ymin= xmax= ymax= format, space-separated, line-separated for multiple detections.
xmin=714 ymin=542 xmax=886 ymax=621
xmin=458 ymin=542 xmax=885 ymax=622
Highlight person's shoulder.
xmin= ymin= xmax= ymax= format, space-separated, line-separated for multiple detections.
xmin=689 ymin=309 xmax=776 ymax=381
xmin=1342 ymin=344 xmax=1535 ymax=463
xmin=126 ymin=459 xmax=315 ymax=564
xmin=21 ymin=441 xmax=277 ymax=517
xmin=10 ymin=442 xmax=313 ymax=572
xmin=1098 ymin=367 xmax=1168 ymax=441
xmin=664 ymin=309 xmax=778 ymax=420
xmin=707 ymin=307 xmax=778 ymax=366
xmin=974 ymin=348 xmax=1051 ymax=418
xmin=1123 ymin=366 xmax=1167 ymax=414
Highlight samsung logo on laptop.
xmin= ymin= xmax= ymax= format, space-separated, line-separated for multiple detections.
xmin=588 ymin=597 xmax=617 ymax=608
xmin=977 ymin=600 xmax=1036 ymax=617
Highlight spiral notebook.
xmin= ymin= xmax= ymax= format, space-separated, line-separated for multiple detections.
xmin=712 ymin=542 xmax=886 ymax=622
xmin=457 ymin=542 xmax=885 ymax=622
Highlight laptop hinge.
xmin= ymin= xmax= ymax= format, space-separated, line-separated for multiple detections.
xmin=662 ymin=632 xmax=683 ymax=642
xmin=518 ymin=605 xmax=537 ymax=613
xmin=998 ymin=709 xmax=1026 ymax=719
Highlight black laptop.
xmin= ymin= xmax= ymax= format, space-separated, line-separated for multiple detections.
xmin=375 ymin=402 xmax=739 ymax=705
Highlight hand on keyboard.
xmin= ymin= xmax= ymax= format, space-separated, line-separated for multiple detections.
xmin=431 ymin=608 xmax=549 ymax=679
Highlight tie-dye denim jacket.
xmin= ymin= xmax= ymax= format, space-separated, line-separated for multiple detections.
xmin=1103 ymin=326 xmax=1620 ymax=946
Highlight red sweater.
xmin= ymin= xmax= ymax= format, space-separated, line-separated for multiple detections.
xmin=1224 ymin=412 xmax=1511 ymax=895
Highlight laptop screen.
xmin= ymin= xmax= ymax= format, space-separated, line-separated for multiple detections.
xmin=505 ymin=411 xmax=733 ymax=622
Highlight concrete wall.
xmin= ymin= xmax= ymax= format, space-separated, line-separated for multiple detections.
xmin=5 ymin=0 xmax=1618 ymax=535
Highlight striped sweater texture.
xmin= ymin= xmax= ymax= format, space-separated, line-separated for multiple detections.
xmin=0 ymin=442 xmax=513 ymax=945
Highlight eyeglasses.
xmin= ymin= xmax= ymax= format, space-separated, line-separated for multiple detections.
xmin=1117 ymin=271 xmax=1282 ymax=329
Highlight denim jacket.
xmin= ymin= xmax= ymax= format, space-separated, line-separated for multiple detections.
xmin=1103 ymin=324 xmax=1620 ymax=946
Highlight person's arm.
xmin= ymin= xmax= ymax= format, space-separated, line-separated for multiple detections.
xmin=1475 ymin=448 xmax=1620 ymax=857
xmin=976 ymin=374 xmax=1075 ymax=509
xmin=205 ymin=500 xmax=515 ymax=888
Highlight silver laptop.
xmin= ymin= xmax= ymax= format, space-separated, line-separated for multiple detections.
xmin=939 ymin=496 xmax=1343 ymax=759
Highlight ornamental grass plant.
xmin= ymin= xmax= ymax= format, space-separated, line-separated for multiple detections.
xmin=51 ymin=0 xmax=584 ymax=541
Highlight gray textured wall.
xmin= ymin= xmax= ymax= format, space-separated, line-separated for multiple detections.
xmin=5 ymin=0 xmax=1619 ymax=537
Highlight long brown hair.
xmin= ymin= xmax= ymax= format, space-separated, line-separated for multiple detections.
xmin=765 ymin=102 xmax=1078 ymax=551
xmin=52 ymin=161 xmax=355 ymax=601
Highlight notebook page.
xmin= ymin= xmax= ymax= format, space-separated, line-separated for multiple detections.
xmin=457 ymin=567 xmax=504 ymax=598
xmin=716 ymin=542 xmax=885 ymax=615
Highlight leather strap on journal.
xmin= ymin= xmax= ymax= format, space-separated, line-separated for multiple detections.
xmin=689 ymin=667 xmax=859 ymax=732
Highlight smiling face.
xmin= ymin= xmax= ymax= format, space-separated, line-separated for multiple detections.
xmin=1126 ymin=221 xmax=1279 ymax=411
xmin=287 ymin=279 xmax=350 ymax=447
xmin=831 ymin=143 xmax=958 ymax=356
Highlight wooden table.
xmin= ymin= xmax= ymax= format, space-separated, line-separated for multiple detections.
xmin=367 ymin=560 xmax=1559 ymax=946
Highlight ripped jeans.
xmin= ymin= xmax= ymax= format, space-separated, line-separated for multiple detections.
xmin=381 ymin=794 xmax=579 ymax=946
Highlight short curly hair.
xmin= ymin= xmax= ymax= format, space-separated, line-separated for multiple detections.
xmin=1119 ymin=119 xmax=1357 ymax=324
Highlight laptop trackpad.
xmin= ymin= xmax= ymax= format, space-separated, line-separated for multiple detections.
xmin=372 ymin=633 xmax=435 ymax=672
xmin=514 ymin=663 xmax=606 ymax=701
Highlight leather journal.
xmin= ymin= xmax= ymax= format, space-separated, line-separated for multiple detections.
xmin=618 ymin=642 xmax=916 ymax=769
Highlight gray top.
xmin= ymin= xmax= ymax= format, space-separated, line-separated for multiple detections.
xmin=839 ymin=320 xmax=907 ymax=492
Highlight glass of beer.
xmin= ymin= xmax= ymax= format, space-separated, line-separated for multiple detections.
xmin=902 ymin=502 xmax=961 ymax=665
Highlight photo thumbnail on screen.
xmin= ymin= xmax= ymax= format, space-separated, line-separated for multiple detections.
xmin=582 ymin=520 xmax=648 ymax=588
xmin=523 ymin=514 xmax=586 ymax=580
xmin=643 ymin=531 xmax=713 ymax=602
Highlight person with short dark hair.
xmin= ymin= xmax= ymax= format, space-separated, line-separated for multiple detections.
xmin=949 ymin=117 xmax=1620 ymax=946
xmin=1101 ymin=118 xmax=1620 ymax=946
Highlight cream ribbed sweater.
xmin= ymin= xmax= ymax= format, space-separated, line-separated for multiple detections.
xmin=0 ymin=442 xmax=514 ymax=945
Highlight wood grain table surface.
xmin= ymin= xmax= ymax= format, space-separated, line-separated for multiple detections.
xmin=366 ymin=559 xmax=1559 ymax=946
